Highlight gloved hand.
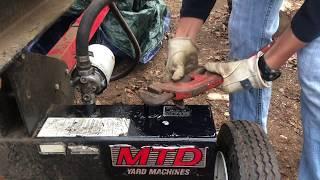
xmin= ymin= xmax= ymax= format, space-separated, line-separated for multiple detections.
xmin=165 ymin=38 xmax=198 ymax=81
xmin=204 ymin=55 xmax=271 ymax=93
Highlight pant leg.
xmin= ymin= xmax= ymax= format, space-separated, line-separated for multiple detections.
xmin=298 ymin=37 xmax=320 ymax=180
xmin=228 ymin=0 xmax=283 ymax=132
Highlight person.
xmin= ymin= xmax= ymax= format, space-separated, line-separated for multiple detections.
xmin=165 ymin=0 xmax=320 ymax=179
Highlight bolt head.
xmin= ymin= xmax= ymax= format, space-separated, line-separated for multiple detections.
xmin=21 ymin=53 xmax=26 ymax=60
xmin=54 ymin=83 xmax=60 ymax=90
xmin=162 ymin=121 xmax=170 ymax=126
xmin=65 ymin=69 xmax=70 ymax=75
xmin=80 ymin=77 xmax=88 ymax=84
xmin=83 ymin=94 xmax=91 ymax=101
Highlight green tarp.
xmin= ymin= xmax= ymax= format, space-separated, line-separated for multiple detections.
xmin=71 ymin=0 xmax=169 ymax=63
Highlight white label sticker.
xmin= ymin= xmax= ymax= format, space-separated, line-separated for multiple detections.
xmin=68 ymin=145 xmax=99 ymax=155
xmin=163 ymin=106 xmax=191 ymax=117
xmin=39 ymin=144 xmax=66 ymax=155
xmin=37 ymin=117 xmax=130 ymax=137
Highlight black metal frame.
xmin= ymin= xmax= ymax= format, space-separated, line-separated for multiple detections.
xmin=0 ymin=105 xmax=218 ymax=179
xmin=0 ymin=1 xmax=219 ymax=179
xmin=5 ymin=52 xmax=73 ymax=135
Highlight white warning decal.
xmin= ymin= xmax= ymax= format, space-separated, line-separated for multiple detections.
xmin=37 ymin=117 xmax=130 ymax=137
xmin=163 ymin=106 xmax=191 ymax=117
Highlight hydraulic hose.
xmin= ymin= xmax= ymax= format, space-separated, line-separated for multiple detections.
xmin=76 ymin=0 xmax=141 ymax=80
xmin=109 ymin=2 xmax=141 ymax=81
xmin=76 ymin=0 xmax=111 ymax=73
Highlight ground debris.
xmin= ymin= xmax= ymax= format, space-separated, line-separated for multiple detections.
xmin=207 ymin=92 xmax=229 ymax=101
xmin=279 ymin=88 xmax=285 ymax=93
xmin=280 ymin=134 xmax=288 ymax=140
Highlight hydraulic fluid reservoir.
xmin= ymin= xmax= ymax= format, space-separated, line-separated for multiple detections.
xmin=88 ymin=44 xmax=115 ymax=85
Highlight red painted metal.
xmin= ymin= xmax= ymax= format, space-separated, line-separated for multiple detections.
xmin=47 ymin=6 xmax=110 ymax=70
xmin=138 ymin=68 xmax=224 ymax=105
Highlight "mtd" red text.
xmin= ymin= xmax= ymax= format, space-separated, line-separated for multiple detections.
xmin=111 ymin=145 xmax=206 ymax=168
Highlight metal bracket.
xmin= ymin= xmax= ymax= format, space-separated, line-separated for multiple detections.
xmin=7 ymin=52 xmax=73 ymax=135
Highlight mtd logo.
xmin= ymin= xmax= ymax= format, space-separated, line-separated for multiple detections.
xmin=110 ymin=145 xmax=207 ymax=168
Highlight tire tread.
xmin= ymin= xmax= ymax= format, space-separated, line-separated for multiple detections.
xmin=217 ymin=120 xmax=281 ymax=180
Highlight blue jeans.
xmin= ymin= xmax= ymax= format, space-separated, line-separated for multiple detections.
xmin=228 ymin=0 xmax=282 ymax=133
xmin=298 ymin=37 xmax=320 ymax=180
xmin=229 ymin=0 xmax=320 ymax=179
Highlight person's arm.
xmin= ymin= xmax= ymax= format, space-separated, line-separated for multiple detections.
xmin=204 ymin=27 xmax=308 ymax=93
xmin=204 ymin=0 xmax=320 ymax=93
xmin=203 ymin=28 xmax=305 ymax=93
xmin=175 ymin=0 xmax=215 ymax=42
xmin=264 ymin=27 xmax=305 ymax=70
xmin=165 ymin=0 xmax=215 ymax=81
xmin=175 ymin=17 xmax=203 ymax=42
xmin=265 ymin=0 xmax=320 ymax=70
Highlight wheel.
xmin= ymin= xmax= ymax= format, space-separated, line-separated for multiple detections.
xmin=214 ymin=121 xmax=280 ymax=180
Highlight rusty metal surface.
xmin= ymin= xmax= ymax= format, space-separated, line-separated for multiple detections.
xmin=0 ymin=0 xmax=74 ymax=74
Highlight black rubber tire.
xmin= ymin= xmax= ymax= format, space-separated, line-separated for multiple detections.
xmin=216 ymin=120 xmax=281 ymax=180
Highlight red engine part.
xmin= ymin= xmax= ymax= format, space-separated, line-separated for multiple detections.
xmin=47 ymin=6 xmax=110 ymax=71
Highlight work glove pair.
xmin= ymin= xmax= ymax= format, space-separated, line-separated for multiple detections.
xmin=165 ymin=38 xmax=271 ymax=93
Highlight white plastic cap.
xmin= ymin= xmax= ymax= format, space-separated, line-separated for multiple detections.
xmin=88 ymin=44 xmax=115 ymax=84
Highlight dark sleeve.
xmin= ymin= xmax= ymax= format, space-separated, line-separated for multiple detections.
xmin=291 ymin=0 xmax=320 ymax=42
xmin=180 ymin=0 xmax=216 ymax=21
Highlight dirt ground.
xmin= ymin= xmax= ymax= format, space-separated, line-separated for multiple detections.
xmin=99 ymin=0 xmax=303 ymax=179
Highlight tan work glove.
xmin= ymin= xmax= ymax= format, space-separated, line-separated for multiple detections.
xmin=165 ymin=38 xmax=198 ymax=81
xmin=204 ymin=55 xmax=271 ymax=93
